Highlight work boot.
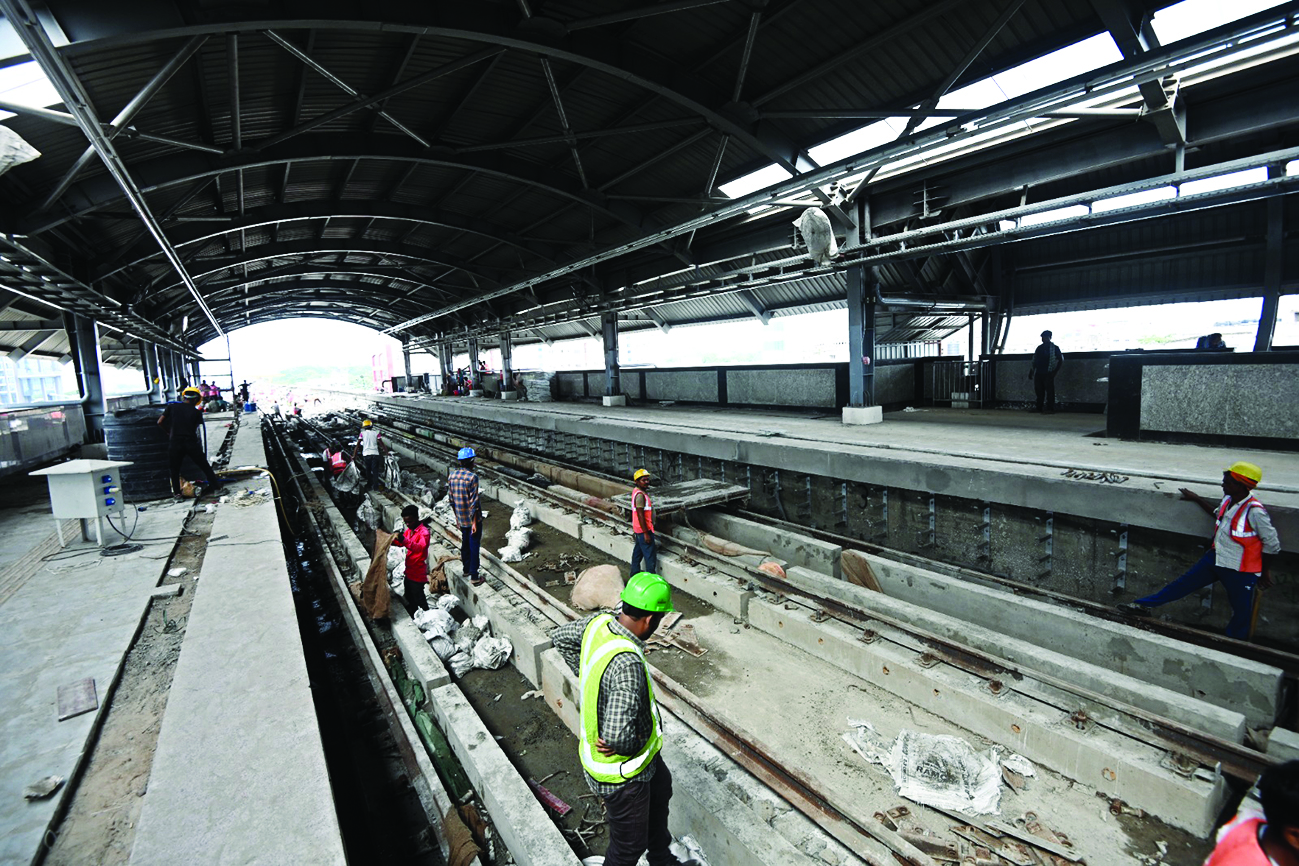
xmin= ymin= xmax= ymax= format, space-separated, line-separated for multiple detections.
xmin=1117 ymin=602 xmax=1152 ymax=617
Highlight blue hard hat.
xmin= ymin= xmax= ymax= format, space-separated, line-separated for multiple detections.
xmin=458 ymin=447 xmax=476 ymax=460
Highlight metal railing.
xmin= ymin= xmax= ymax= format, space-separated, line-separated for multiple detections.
xmin=930 ymin=358 xmax=989 ymax=407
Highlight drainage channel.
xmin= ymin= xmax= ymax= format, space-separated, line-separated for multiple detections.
xmin=263 ymin=420 xmax=447 ymax=865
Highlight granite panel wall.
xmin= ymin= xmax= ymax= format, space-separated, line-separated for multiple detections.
xmin=874 ymin=364 xmax=915 ymax=406
xmin=1141 ymin=364 xmax=1299 ymax=439
xmin=995 ymin=357 xmax=1109 ymax=404
xmin=644 ymin=370 xmax=720 ymax=402
xmin=555 ymin=372 xmax=586 ymax=399
xmin=727 ymin=368 xmax=836 ymax=407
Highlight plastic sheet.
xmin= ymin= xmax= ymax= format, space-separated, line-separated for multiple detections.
xmin=0 ymin=126 xmax=40 ymax=178
xmin=471 ymin=636 xmax=513 ymax=670
xmin=843 ymin=721 xmax=1002 ymax=816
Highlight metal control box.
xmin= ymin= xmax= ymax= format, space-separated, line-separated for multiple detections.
xmin=29 ymin=458 xmax=132 ymax=546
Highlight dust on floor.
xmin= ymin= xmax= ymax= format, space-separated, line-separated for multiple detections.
xmin=43 ymin=508 xmax=214 ymax=866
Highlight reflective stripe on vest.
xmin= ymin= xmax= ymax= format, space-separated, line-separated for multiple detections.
xmin=1216 ymin=495 xmax=1266 ymax=573
xmin=631 ymin=489 xmax=654 ymax=534
xmin=578 ymin=614 xmax=663 ymax=784
xmin=1204 ymin=817 xmax=1270 ymax=866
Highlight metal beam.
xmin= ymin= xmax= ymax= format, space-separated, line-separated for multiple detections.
xmin=567 ymin=0 xmax=732 ymax=31
xmin=734 ymin=289 xmax=771 ymax=324
xmin=263 ymin=30 xmax=431 ymax=148
xmin=456 ymin=119 xmax=704 ymax=153
xmin=1254 ymin=164 xmax=1286 ymax=351
xmin=0 ymin=318 xmax=62 ymax=330
xmin=643 ymin=307 xmax=672 ymax=333
xmin=0 ymin=0 xmax=223 ymax=336
xmin=6 ymin=328 xmax=55 ymax=361
xmin=37 ymin=34 xmax=208 ymax=213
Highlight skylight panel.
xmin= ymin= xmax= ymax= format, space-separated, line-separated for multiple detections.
xmin=1150 ymin=0 xmax=1287 ymax=45
xmin=1092 ymin=186 xmax=1176 ymax=212
xmin=1019 ymin=204 xmax=1090 ymax=227
xmin=806 ymin=119 xmax=904 ymax=166
xmin=718 ymin=163 xmax=793 ymax=198
xmin=993 ymin=33 xmax=1123 ymax=101
xmin=0 ymin=60 xmax=61 ymax=121
xmin=1179 ymin=166 xmax=1268 ymax=195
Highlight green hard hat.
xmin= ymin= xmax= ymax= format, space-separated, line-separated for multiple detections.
xmin=622 ymin=572 xmax=673 ymax=613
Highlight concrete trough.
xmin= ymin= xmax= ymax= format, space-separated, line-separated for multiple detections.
xmin=857 ymin=553 xmax=1284 ymax=728
xmin=692 ymin=511 xmax=843 ymax=580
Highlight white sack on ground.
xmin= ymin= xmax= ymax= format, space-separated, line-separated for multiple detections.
xmin=453 ymin=624 xmax=482 ymax=653
xmin=843 ymin=722 xmax=1002 ymax=815
xmin=497 ymin=526 xmax=533 ymax=562
xmin=472 ymin=636 xmax=513 ymax=670
xmin=357 ymin=499 xmax=378 ymax=528
xmin=447 ymin=650 xmax=473 ymax=678
xmin=571 ymin=564 xmax=625 ymax=611
xmin=470 ymin=614 xmax=491 ymax=636
xmin=509 ymin=503 xmax=533 ymax=530
xmin=427 ymin=633 xmax=457 ymax=662
xmin=413 ymin=607 xmax=458 ymax=637
xmin=436 ymin=594 xmax=462 ymax=615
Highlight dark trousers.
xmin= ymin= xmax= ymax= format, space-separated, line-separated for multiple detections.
xmin=1136 ymin=549 xmax=1259 ymax=640
xmin=363 ymin=454 xmax=382 ymax=489
xmin=1033 ymin=372 xmax=1056 ymax=413
xmin=404 ymin=578 xmax=429 ymax=614
xmin=603 ymin=757 xmax=675 ymax=866
xmin=460 ymin=523 xmax=482 ymax=581
xmin=631 ymin=532 xmax=658 ymax=576
xmin=168 ymin=436 xmax=218 ymax=495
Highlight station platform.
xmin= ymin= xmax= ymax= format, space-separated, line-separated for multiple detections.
xmin=376 ymin=396 xmax=1299 ymax=547
xmin=0 ymin=414 xmax=344 ymax=866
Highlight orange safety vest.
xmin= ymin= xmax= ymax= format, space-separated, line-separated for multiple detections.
xmin=1203 ymin=817 xmax=1270 ymax=866
xmin=1215 ymin=495 xmax=1267 ymax=574
xmin=631 ymin=488 xmax=654 ymax=534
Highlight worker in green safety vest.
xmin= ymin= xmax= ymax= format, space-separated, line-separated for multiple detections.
xmin=550 ymin=572 xmax=685 ymax=866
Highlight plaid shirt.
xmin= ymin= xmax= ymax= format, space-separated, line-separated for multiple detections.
xmin=447 ymin=467 xmax=480 ymax=528
xmin=550 ymin=614 xmax=658 ymax=795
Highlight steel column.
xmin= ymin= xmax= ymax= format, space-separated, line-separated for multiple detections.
xmin=846 ymin=264 xmax=876 ymax=407
xmin=467 ymin=337 xmax=481 ymax=389
xmin=1254 ymin=164 xmax=1285 ymax=352
xmin=437 ymin=341 xmax=453 ymax=393
xmin=63 ymin=313 xmax=106 ymax=441
xmin=402 ymin=338 xmax=413 ymax=384
xmin=499 ymin=331 xmax=514 ymax=387
xmin=602 ymin=311 xmax=621 ymax=397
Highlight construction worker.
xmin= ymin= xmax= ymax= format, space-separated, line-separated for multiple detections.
xmin=449 ymin=447 xmax=483 ymax=586
xmin=631 ymin=469 xmax=657 ymax=577
xmin=1203 ymin=760 xmax=1299 ymax=865
xmin=1120 ymin=461 xmax=1281 ymax=640
xmin=391 ymin=504 xmax=431 ymax=614
xmin=158 ymin=386 xmax=221 ymax=497
xmin=349 ymin=418 xmax=388 ymax=491
xmin=550 ymin=572 xmax=685 ymax=866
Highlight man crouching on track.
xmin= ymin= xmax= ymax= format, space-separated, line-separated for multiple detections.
xmin=550 ymin=572 xmax=688 ymax=866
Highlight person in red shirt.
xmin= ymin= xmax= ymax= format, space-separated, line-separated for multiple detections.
xmin=391 ymin=505 xmax=432 ymax=614
xmin=1204 ymin=760 xmax=1299 ymax=866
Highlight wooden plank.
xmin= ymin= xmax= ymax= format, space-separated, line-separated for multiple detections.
xmin=57 ymin=677 xmax=98 ymax=721
xmin=841 ymin=549 xmax=884 ymax=592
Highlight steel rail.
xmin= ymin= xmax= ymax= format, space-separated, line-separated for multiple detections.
xmin=367 ymin=401 xmax=1281 ymax=780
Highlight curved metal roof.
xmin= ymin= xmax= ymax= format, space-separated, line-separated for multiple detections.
xmin=0 ymin=0 xmax=1297 ymax=361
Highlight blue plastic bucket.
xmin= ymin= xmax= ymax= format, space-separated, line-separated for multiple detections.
xmin=244 ymin=402 xmax=257 ymax=413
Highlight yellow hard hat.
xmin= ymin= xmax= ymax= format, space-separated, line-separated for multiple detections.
xmin=182 ymin=386 xmax=201 ymax=399
xmin=362 ymin=419 xmax=373 ymax=427
xmin=633 ymin=468 xmax=651 ymax=481
xmin=1226 ymin=461 xmax=1262 ymax=485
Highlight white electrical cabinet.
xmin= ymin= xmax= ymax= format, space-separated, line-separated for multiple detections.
xmin=29 ymin=458 xmax=133 ymax=547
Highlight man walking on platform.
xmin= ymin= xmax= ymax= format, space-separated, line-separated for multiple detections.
xmin=449 ymin=447 xmax=484 ymax=586
xmin=1120 ymin=461 xmax=1281 ymax=640
xmin=391 ymin=504 xmax=431 ymax=613
xmin=158 ymin=386 xmax=221 ymax=497
xmin=550 ymin=572 xmax=686 ymax=866
xmin=350 ymin=418 xmax=388 ymax=490
xmin=631 ymin=469 xmax=657 ymax=577
xmin=1028 ymin=330 xmax=1063 ymax=413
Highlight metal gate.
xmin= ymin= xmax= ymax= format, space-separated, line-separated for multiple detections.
xmin=930 ymin=359 xmax=988 ymax=408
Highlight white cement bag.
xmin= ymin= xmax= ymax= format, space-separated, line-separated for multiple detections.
xmin=436 ymin=594 xmax=462 ymax=616
xmin=453 ymin=623 xmax=482 ymax=653
xmin=472 ymin=636 xmax=513 ymax=670
xmin=497 ymin=526 xmax=532 ymax=562
xmin=427 ymin=633 xmax=457 ymax=662
xmin=413 ymin=607 xmax=458 ymax=637
xmin=508 ymin=503 xmax=533 ymax=530
xmin=571 ymin=565 xmax=625 ymax=611
xmin=470 ymin=614 xmax=491 ymax=636
xmin=389 ymin=577 xmax=404 ymax=597
xmin=383 ymin=455 xmax=401 ymax=489
xmin=386 ymin=546 xmax=405 ymax=575
xmin=447 ymin=650 xmax=474 ymax=678
xmin=357 ymin=499 xmax=378 ymax=529
xmin=844 ymin=721 xmax=1001 ymax=816
xmin=334 ymin=462 xmax=363 ymax=494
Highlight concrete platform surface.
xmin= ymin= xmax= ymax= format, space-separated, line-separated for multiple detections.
xmin=0 ymin=498 xmax=192 ymax=866
xmin=129 ymin=424 xmax=346 ymax=866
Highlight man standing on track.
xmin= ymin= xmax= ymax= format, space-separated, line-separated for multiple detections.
xmin=1120 ymin=461 xmax=1281 ymax=640
xmin=631 ymin=469 xmax=657 ymax=577
xmin=550 ymin=572 xmax=687 ymax=866
xmin=350 ymin=418 xmax=388 ymax=491
xmin=449 ymin=447 xmax=484 ymax=586
xmin=391 ymin=504 xmax=431 ymax=613
xmin=158 ymin=386 xmax=221 ymax=497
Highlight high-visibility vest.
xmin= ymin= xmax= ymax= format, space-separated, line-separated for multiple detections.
xmin=1215 ymin=495 xmax=1267 ymax=574
xmin=1203 ymin=817 xmax=1270 ymax=866
xmin=631 ymin=489 xmax=654 ymax=534
xmin=578 ymin=614 xmax=663 ymax=784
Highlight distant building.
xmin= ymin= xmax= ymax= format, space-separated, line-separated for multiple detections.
xmin=0 ymin=356 xmax=68 ymax=406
